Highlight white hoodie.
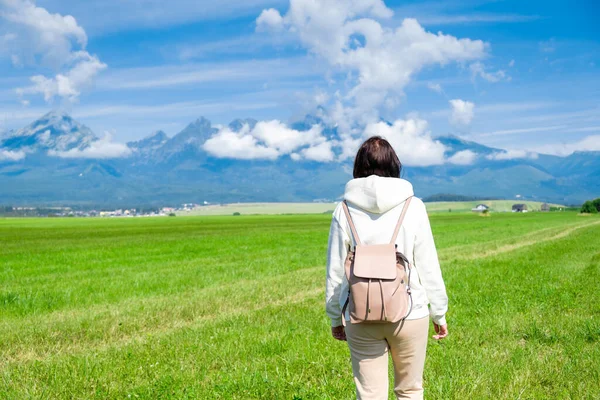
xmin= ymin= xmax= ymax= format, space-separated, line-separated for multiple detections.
xmin=326 ymin=175 xmax=448 ymax=327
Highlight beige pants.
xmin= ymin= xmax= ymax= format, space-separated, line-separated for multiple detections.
xmin=345 ymin=316 xmax=430 ymax=400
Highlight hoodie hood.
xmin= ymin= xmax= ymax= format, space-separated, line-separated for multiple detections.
xmin=344 ymin=176 xmax=414 ymax=214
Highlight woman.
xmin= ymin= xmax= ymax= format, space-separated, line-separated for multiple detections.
xmin=326 ymin=136 xmax=448 ymax=400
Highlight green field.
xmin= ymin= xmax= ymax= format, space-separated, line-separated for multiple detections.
xmin=178 ymin=200 xmax=563 ymax=216
xmin=1 ymin=212 xmax=600 ymax=399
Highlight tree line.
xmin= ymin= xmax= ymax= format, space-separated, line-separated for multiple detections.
xmin=581 ymin=198 xmax=600 ymax=214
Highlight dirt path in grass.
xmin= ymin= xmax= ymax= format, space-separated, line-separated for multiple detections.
xmin=460 ymin=219 xmax=600 ymax=260
xmin=0 ymin=283 xmax=323 ymax=365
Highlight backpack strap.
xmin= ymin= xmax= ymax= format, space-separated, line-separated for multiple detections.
xmin=390 ymin=196 xmax=413 ymax=244
xmin=341 ymin=200 xmax=362 ymax=246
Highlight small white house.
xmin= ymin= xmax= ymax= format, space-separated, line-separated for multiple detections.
xmin=471 ymin=204 xmax=489 ymax=212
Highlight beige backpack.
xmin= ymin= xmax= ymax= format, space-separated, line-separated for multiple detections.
xmin=341 ymin=197 xmax=413 ymax=325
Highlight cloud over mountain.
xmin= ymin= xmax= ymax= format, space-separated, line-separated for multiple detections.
xmin=48 ymin=132 xmax=131 ymax=159
xmin=203 ymin=120 xmax=328 ymax=160
xmin=448 ymin=150 xmax=478 ymax=165
xmin=533 ymin=135 xmax=600 ymax=156
xmin=365 ymin=118 xmax=447 ymax=167
xmin=486 ymin=149 xmax=538 ymax=160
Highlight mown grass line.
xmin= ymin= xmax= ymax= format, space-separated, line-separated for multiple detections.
xmin=438 ymin=217 xmax=594 ymax=257
xmin=449 ymin=219 xmax=600 ymax=260
xmin=0 ymin=267 xmax=323 ymax=364
xmin=1 ymin=217 xmax=328 ymax=319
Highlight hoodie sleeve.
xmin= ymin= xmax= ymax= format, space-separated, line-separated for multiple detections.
xmin=413 ymin=202 xmax=448 ymax=326
xmin=325 ymin=210 xmax=350 ymax=327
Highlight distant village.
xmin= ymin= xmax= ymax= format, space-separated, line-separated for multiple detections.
xmin=470 ymin=203 xmax=552 ymax=213
xmin=2 ymin=203 xmax=209 ymax=218
xmin=2 ymin=200 xmax=566 ymax=218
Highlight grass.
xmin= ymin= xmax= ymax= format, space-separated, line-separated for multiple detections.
xmin=1 ymin=212 xmax=599 ymax=399
xmin=179 ymin=200 xmax=564 ymax=216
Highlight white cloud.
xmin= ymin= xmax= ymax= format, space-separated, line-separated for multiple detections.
xmin=313 ymin=90 xmax=329 ymax=106
xmin=300 ymin=141 xmax=335 ymax=162
xmin=486 ymin=150 xmax=538 ymax=161
xmin=427 ymin=82 xmax=443 ymax=94
xmin=508 ymin=59 xmax=515 ymax=67
xmin=255 ymin=1 xmax=489 ymax=164
xmin=449 ymin=99 xmax=475 ymax=126
xmin=364 ymin=118 xmax=447 ymax=167
xmin=203 ymin=114 xmax=478 ymax=165
xmin=469 ymin=61 xmax=509 ymax=83
xmin=256 ymin=8 xmax=284 ymax=30
xmin=337 ymin=134 xmax=365 ymax=161
xmin=203 ymin=120 xmax=329 ymax=160
xmin=532 ymin=135 xmax=600 ymax=157
xmin=447 ymin=150 xmax=477 ymax=165
xmin=47 ymin=132 xmax=131 ymax=159
xmin=257 ymin=1 xmax=487 ymax=132
xmin=17 ymin=52 xmax=106 ymax=102
xmin=251 ymin=120 xmax=325 ymax=153
xmin=0 ymin=148 xmax=26 ymax=161
xmin=0 ymin=0 xmax=87 ymax=65
xmin=1 ymin=0 xmax=105 ymax=103
xmin=202 ymin=127 xmax=279 ymax=160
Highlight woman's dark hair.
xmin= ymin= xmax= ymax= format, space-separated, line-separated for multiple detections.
xmin=353 ymin=136 xmax=402 ymax=179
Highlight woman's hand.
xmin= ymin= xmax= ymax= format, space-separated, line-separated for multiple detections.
xmin=331 ymin=325 xmax=346 ymax=341
xmin=432 ymin=322 xmax=448 ymax=340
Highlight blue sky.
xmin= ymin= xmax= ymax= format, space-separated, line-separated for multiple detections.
xmin=1 ymin=0 xmax=599 ymax=161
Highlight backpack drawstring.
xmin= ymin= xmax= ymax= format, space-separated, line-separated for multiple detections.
xmin=379 ymin=279 xmax=387 ymax=321
xmin=366 ymin=279 xmax=371 ymax=317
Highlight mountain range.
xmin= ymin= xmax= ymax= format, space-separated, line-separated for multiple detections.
xmin=0 ymin=111 xmax=598 ymax=207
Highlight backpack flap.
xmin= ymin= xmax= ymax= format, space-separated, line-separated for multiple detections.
xmin=353 ymin=243 xmax=397 ymax=280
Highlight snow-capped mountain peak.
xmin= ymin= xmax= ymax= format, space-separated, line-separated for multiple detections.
xmin=127 ymin=130 xmax=170 ymax=157
xmin=0 ymin=111 xmax=97 ymax=152
xmin=157 ymin=117 xmax=217 ymax=155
